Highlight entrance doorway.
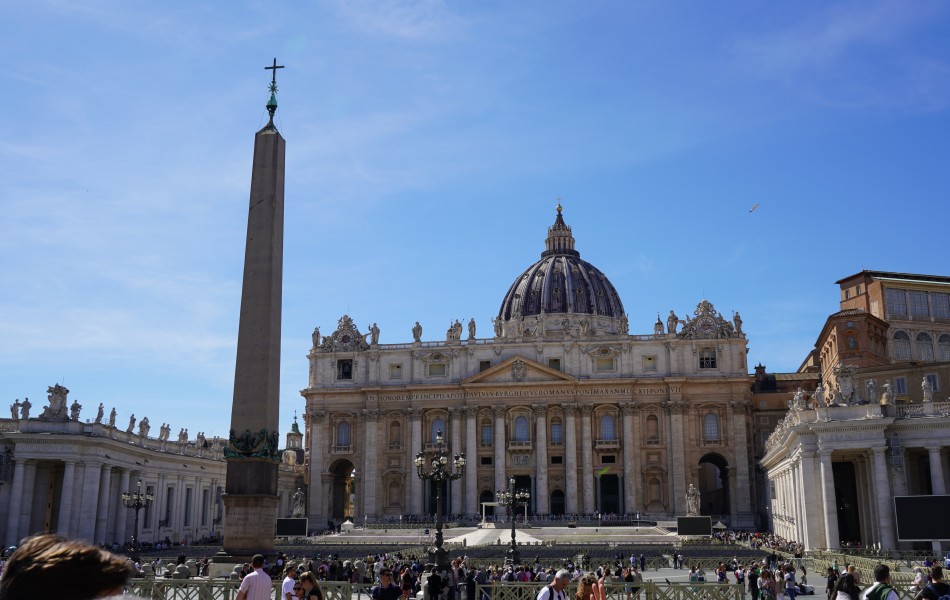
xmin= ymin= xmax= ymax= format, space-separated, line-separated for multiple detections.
xmin=329 ymin=459 xmax=355 ymax=521
xmin=698 ymin=454 xmax=730 ymax=516
xmin=599 ymin=475 xmax=620 ymax=514
xmin=550 ymin=490 xmax=565 ymax=515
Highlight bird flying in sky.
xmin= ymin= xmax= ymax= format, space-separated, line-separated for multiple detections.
xmin=749 ymin=203 xmax=760 ymax=213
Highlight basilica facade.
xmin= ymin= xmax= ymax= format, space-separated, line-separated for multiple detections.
xmin=301 ymin=207 xmax=757 ymax=529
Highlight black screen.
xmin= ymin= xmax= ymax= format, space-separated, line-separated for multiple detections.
xmin=275 ymin=518 xmax=308 ymax=536
xmin=894 ymin=496 xmax=950 ymax=540
xmin=677 ymin=516 xmax=712 ymax=536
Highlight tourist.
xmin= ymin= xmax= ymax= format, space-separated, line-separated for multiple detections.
xmin=400 ymin=566 xmax=415 ymax=600
xmin=758 ymin=569 xmax=776 ymax=600
xmin=826 ymin=567 xmax=839 ymax=600
xmin=858 ymin=564 xmax=898 ymax=600
xmin=237 ymin=555 xmax=273 ymax=600
xmin=299 ymin=571 xmax=324 ymax=600
xmin=536 ymin=569 xmax=572 ymax=600
xmin=784 ymin=563 xmax=798 ymax=600
xmin=0 ymin=534 xmax=132 ymax=600
xmin=832 ymin=573 xmax=860 ymax=600
xmin=916 ymin=566 xmax=950 ymax=600
xmin=283 ymin=564 xmax=299 ymax=600
xmin=371 ymin=568 xmax=402 ymax=600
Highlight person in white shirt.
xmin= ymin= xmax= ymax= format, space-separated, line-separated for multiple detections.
xmin=859 ymin=565 xmax=898 ymax=600
xmin=536 ymin=569 xmax=572 ymax=600
xmin=282 ymin=564 xmax=299 ymax=600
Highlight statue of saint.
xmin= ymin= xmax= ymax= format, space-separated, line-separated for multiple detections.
xmin=20 ymin=398 xmax=31 ymax=420
xmin=69 ymin=399 xmax=82 ymax=421
xmin=369 ymin=323 xmax=380 ymax=345
xmin=865 ymin=380 xmax=878 ymax=405
xmin=619 ymin=313 xmax=629 ymax=334
xmin=882 ymin=380 xmax=895 ymax=405
xmin=686 ymin=484 xmax=701 ymax=516
xmin=492 ymin=317 xmax=502 ymax=338
xmin=40 ymin=384 xmax=69 ymax=420
xmin=654 ymin=315 xmax=664 ymax=336
xmin=126 ymin=414 xmax=136 ymax=434
xmin=578 ymin=318 xmax=590 ymax=336
xmin=197 ymin=431 xmax=207 ymax=447
xmin=292 ymin=487 xmax=306 ymax=518
xmin=11 ymin=399 xmax=20 ymax=420
xmin=733 ymin=312 xmax=743 ymax=337
xmin=108 ymin=407 xmax=116 ymax=427
xmin=311 ymin=326 xmax=320 ymax=349
xmin=922 ymin=377 xmax=934 ymax=403
xmin=139 ymin=417 xmax=150 ymax=438
xmin=667 ymin=310 xmax=679 ymax=336
xmin=95 ymin=403 xmax=104 ymax=424
xmin=812 ymin=382 xmax=825 ymax=408
xmin=468 ymin=318 xmax=476 ymax=339
xmin=791 ymin=388 xmax=805 ymax=411
xmin=412 ymin=321 xmax=422 ymax=342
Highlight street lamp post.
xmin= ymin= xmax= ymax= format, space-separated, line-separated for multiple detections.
xmin=415 ymin=429 xmax=465 ymax=570
xmin=122 ymin=479 xmax=154 ymax=554
xmin=496 ymin=476 xmax=530 ymax=565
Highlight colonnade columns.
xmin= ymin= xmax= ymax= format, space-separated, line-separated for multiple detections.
xmin=464 ymin=407 xmax=478 ymax=515
xmin=407 ymin=408 xmax=423 ymax=514
xmin=580 ymin=405 xmax=594 ymax=513
xmin=56 ymin=460 xmax=76 ymax=537
xmin=818 ymin=449 xmax=839 ymax=549
xmin=668 ymin=402 xmax=688 ymax=515
xmin=564 ymin=404 xmax=579 ymax=513
xmin=871 ymin=447 xmax=896 ymax=550
xmin=620 ymin=403 xmax=638 ymax=514
xmin=76 ymin=461 xmax=103 ymax=541
xmin=95 ymin=465 xmax=113 ymax=544
xmin=533 ymin=405 xmax=549 ymax=514
xmin=155 ymin=473 xmax=167 ymax=539
xmin=309 ymin=411 xmax=327 ymax=521
xmin=449 ymin=407 xmax=462 ymax=514
xmin=855 ymin=458 xmax=877 ymax=548
xmin=492 ymin=406 xmax=507 ymax=494
xmin=113 ymin=468 xmax=131 ymax=546
xmin=799 ymin=451 xmax=821 ymax=550
xmin=5 ymin=459 xmax=34 ymax=546
xmin=929 ymin=447 xmax=947 ymax=495
xmin=729 ymin=401 xmax=753 ymax=525
xmin=363 ymin=410 xmax=379 ymax=519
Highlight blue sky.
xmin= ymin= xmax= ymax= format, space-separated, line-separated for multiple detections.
xmin=2 ymin=1 xmax=949 ymax=438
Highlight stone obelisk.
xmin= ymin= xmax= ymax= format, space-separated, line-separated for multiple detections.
xmin=222 ymin=59 xmax=286 ymax=557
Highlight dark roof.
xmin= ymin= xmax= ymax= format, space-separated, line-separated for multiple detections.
xmin=836 ymin=270 xmax=950 ymax=285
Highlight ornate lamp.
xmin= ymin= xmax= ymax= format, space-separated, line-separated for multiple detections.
xmin=415 ymin=430 xmax=465 ymax=569
xmin=122 ymin=479 xmax=154 ymax=553
xmin=496 ymin=475 xmax=530 ymax=565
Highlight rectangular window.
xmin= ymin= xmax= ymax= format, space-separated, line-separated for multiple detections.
xmin=601 ymin=455 xmax=616 ymax=464
xmin=337 ymin=359 xmax=353 ymax=380
xmin=895 ymin=377 xmax=907 ymax=395
xmin=845 ymin=289 xmax=851 ymax=300
xmin=144 ymin=485 xmax=154 ymax=526
xmin=183 ymin=488 xmax=193 ymax=526
xmin=595 ymin=357 xmax=615 ymax=372
xmin=642 ymin=355 xmax=657 ymax=371
xmin=201 ymin=489 xmax=209 ymax=526
xmin=909 ymin=291 xmax=930 ymax=318
xmin=932 ymin=293 xmax=950 ymax=319
xmin=699 ymin=348 xmax=717 ymax=369
xmin=551 ymin=456 xmax=563 ymax=465
xmin=481 ymin=425 xmax=492 ymax=446
xmin=389 ymin=364 xmax=402 ymax=379
xmin=480 ymin=456 xmax=492 ymax=466
xmin=926 ymin=373 xmax=939 ymax=392
xmin=886 ymin=288 xmax=907 ymax=317
xmin=165 ymin=487 xmax=174 ymax=525
xmin=479 ymin=360 xmax=491 ymax=372
xmin=550 ymin=422 xmax=563 ymax=445
xmin=428 ymin=363 xmax=446 ymax=377
xmin=547 ymin=358 xmax=561 ymax=371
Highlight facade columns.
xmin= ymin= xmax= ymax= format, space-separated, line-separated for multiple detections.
xmin=564 ymin=404 xmax=579 ymax=513
xmin=492 ymin=406 xmax=507 ymax=494
xmin=464 ymin=407 xmax=478 ymax=515
xmin=533 ymin=405 xmax=549 ymax=515
xmin=363 ymin=410 xmax=379 ymax=518
xmin=95 ymin=465 xmax=113 ymax=544
xmin=5 ymin=459 xmax=33 ymax=546
xmin=57 ymin=460 xmax=77 ymax=538
xmin=818 ymin=450 xmax=839 ymax=549
xmin=669 ymin=402 xmax=687 ymax=515
xmin=113 ymin=469 xmax=131 ymax=546
xmin=76 ymin=461 xmax=103 ymax=541
xmin=580 ymin=405 xmax=594 ymax=513
xmin=620 ymin=403 xmax=638 ymax=513
xmin=449 ymin=407 xmax=462 ymax=515
xmin=407 ymin=409 xmax=423 ymax=514
xmin=929 ymin=448 xmax=947 ymax=495
xmin=799 ymin=451 xmax=821 ymax=550
xmin=871 ymin=447 xmax=896 ymax=550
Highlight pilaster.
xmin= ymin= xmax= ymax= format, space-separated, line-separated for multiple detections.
xmin=580 ymin=404 xmax=594 ymax=513
xmin=493 ymin=405 xmax=507 ymax=494
xmin=57 ymin=460 xmax=77 ymax=538
xmin=871 ymin=447 xmax=896 ymax=550
xmin=464 ymin=407 xmax=478 ymax=514
xmin=532 ymin=404 xmax=549 ymax=514
xmin=818 ymin=450 xmax=839 ymax=549
xmin=564 ymin=403 xmax=579 ymax=513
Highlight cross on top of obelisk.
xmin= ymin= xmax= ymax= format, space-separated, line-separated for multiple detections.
xmin=264 ymin=58 xmax=284 ymax=126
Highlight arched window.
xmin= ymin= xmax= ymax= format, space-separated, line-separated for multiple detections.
xmin=704 ymin=413 xmax=720 ymax=442
xmin=600 ymin=414 xmax=616 ymax=440
xmin=431 ymin=418 xmax=446 ymax=441
xmin=646 ymin=415 xmax=660 ymax=444
xmin=389 ymin=421 xmax=401 ymax=447
xmin=336 ymin=422 xmax=351 ymax=446
xmin=513 ymin=416 xmax=529 ymax=441
xmin=917 ymin=332 xmax=934 ymax=361
xmin=893 ymin=331 xmax=911 ymax=360
xmin=939 ymin=334 xmax=950 ymax=361
xmin=550 ymin=419 xmax=563 ymax=445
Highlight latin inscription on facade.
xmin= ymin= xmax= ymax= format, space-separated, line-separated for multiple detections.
xmin=367 ymin=386 xmax=680 ymax=403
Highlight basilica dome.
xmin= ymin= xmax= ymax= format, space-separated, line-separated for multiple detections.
xmin=497 ymin=206 xmax=625 ymax=321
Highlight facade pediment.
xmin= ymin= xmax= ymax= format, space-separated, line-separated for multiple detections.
xmin=462 ymin=355 xmax=576 ymax=385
